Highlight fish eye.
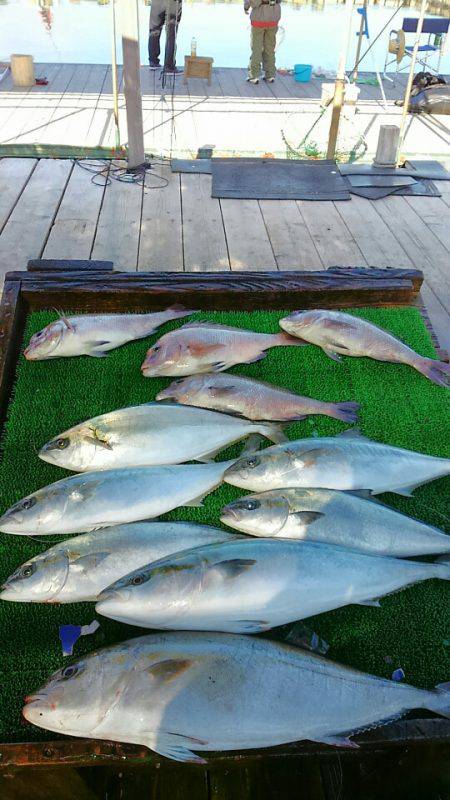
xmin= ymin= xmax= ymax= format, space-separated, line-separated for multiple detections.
xmin=56 ymin=438 xmax=69 ymax=450
xmin=61 ymin=665 xmax=79 ymax=680
xmin=21 ymin=563 xmax=36 ymax=578
xmin=130 ymin=573 xmax=146 ymax=586
xmin=22 ymin=497 xmax=36 ymax=511
xmin=245 ymin=457 xmax=260 ymax=469
xmin=245 ymin=500 xmax=259 ymax=511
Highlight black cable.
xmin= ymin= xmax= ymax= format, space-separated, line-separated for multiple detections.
xmin=74 ymin=158 xmax=169 ymax=189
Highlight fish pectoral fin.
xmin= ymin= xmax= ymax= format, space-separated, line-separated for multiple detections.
xmin=88 ymin=349 xmax=109 ymax=358
xmin=241 ymin=433 xmax=264 ymax=455
xmin=146 ymin=658 xmax=193 ymax=684
xmin=187 ymin=342 xmax=226 ymax=358
xmin=287 ymin=447 xmax=337 ymax=469
xmin=356 ymin=598 xmax=381 ymax=608
xmin=213 ymin=558 xmax=256 ymax=579
xmin=291 ymin=511 xmax=324 ymax=526
xmin=322 ymin=348 xmax=342 ymax=362
xmin=208 ymin=385 xmax=239 ymax=397
xmin=245 ymin=352 xmax=266 ymax=364
xmin=312 ymin=734 xmax=359 ymax=749
xmin=148 ymin=733 xmax=207 ymax=765
xmin=71 ymin=552 xmax=110 ymax=571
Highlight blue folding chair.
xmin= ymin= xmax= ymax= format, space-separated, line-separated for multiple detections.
xmin=384 ymin=17 xmax=449 ymax=82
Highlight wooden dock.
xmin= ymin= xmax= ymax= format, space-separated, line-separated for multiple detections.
xmin=0 ymin=156 xmax=449 ymax=352
xmin=1 ymin=64 xmax=449 ymax=159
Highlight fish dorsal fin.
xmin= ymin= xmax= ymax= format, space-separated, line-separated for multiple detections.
xmin=337 ymin=427 xmax=370 ymax=441
xmin=180 ymin=321 xmax=231 ymax=330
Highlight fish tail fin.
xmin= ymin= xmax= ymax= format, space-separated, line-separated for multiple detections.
xmin=414 ymin=357 xmax=450 ymax=388
xmin=428 ymin=682 xmax=450 ymax=718
xmin=274 ymin=333 xmax=307 ymax=347
xmin=326 ymin=401 xmax=360 ymax=423
xmin=256 ymin=422 xmax=287 ymax=444
xmin=434 ymin=555 xmax=450 ymax=580
xmin=167 ymin=304 xmax=198 ymax=319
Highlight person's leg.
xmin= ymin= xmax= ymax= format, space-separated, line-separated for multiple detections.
xmin=248 ymin=27 xmax=264 ymax=80
xmin=149 ymin=0 xmax=166 ymax=66
xmin=262 ymin=26 xmax=277 ymax=80
xmin=164 ymin=0 xmax=182 ymax=70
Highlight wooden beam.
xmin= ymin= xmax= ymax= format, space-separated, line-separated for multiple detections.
xmin=117 ymin=0 xmax=145 ymax=169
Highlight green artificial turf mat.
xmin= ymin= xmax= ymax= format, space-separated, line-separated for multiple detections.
xmin=0 ymin=306 xmax=449 ymax=743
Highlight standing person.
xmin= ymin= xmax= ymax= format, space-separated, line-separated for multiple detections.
xmin=149 ymin=0 xmax=182 ymax=73
xmin=244 ymin=0 xmax=281 ymax=85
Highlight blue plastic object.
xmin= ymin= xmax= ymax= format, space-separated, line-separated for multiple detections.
xmin=294 ymin=64 xmax=312 ymax=82
xmin=357 ymin=6 xmax=369 ymax=39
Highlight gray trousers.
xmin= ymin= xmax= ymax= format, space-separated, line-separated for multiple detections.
xmin=149 ymin=0 xmax=182 ymax=69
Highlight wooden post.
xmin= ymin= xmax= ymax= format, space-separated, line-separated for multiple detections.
xmin=326 ymin=0 xmax=355 ymax=160
xmin=396 ymin=0 xmax=427 ymax=167
xmin=10 ymin=54 xmax=34 ymax=87
xmin=373 ymin=124 xmax=400 ymax=167
xmin=111 ymin=0 xmax=121 ymax=150
xmin=350 ymin=0 xmax=368 ymax=82
xmin=117 ymin=0 xmax=145 ymax=169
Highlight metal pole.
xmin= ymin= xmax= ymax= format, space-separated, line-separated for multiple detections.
xmin=326 ymin=0 xmax=355 ymax=160
xmin=350 ymin=0 xmax=368 ymax=83
xmin=396 ymin=0 xmax=427 ymax=167
xmin=111 ymin=0 xmax=121 ymax=150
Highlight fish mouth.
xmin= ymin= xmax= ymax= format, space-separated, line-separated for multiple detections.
xmin=155 ymin=388 xmax=174 ymax=400
xmin=220 ymin=506 xmax=240 ymax=523
xmin=0 ymin=512 xmax=21 ymax=532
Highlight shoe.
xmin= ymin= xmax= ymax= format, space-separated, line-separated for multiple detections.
xmin=163 ymin=66 xmax=181 ymax=75
xmin=149 ymin=62 xmax=160 ymax=70
xmin=264 ymin=76 xmax=275 ymax=83
xmin=246 ymin=77 xmax=259 ymax=84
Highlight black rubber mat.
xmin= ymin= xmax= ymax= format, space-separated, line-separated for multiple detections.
xmin=171 ymin=159 xmax=212 ymax=174
xmin=211 ymin=158 xmax=351 ymax=200
xmin=339 ymin=161 xmax=450 ymax=181
xmin=347 ymin=175 xmax=417 ymax=187
xmin=347 ymin=178 xmax=441 ymax=199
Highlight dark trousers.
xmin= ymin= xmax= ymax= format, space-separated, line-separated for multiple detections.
xmin=148 ymin=0 xmax=182 ymax=70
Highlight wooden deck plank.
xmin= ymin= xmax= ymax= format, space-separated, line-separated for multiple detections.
xmin=404 ymin=195 xmax=450 ymax=253
xmin=296 ymin=200 xmax=367 ymax=267
xmin=20 ymin=64 xmax=79 ymax=145
xmin=138 ymin=165 xmax=183 ymax=272
xmin=43 ymin=63 xmax=94 ymax=146
xmin=220 ymin=198 xmax=277 ymax=271
xmin=374 ymin=195 xmax=450 ymax=312
xmin=259 ymin=199 xmax=323 ymax=269
xmin=43 ymin=162 xmax=107 ymax=260
xmin=91 ymin=166 xmax=143 ymax=271
xmin=0 ymin=158 xmax=37 ymax=233
xmin=0 ymin=63 xmax=62 ymax=145
xmin=0 ymin=158 xmax=72 ymax=278
xmin=335 ymin=195 xmax=414 ymax=268
xmin=181 ymin=173 xmax=230 ymax=271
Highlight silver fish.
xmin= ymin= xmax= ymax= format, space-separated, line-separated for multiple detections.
xmin=24 ymin=306 xmax=195 ymax=360
xmin=0 ymin=521 xmax=240 ymax=603
xmin=280 ymin=309 xmax=450 ymax=387
xmin=0 ymin=461 xmax=233 ymax=535
xmin=223 ymin=430 xmax=450 ymax=496
xmin=141 ymin=322 xmax=305 ymax=377
xmin=220 ymin=488 xmax=450 ymax=557
xmin=156 ymin=373 xmax=360 ymax=424
xmin=39 ymin=402 xmax=285 ymax=472
xmin=22 ymin=631 xmax=450 ymax=763
xmin=95 ymin=538 xmax=450 ymax=632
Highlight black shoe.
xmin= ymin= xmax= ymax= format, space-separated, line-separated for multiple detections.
xmin=149 ymin=62 xmax=160 ymax=70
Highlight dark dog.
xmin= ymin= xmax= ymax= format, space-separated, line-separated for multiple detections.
xmin=411 ymin=71 xmax=446 ymax=96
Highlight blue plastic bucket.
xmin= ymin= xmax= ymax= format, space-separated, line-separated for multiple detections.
xmin=294 ymin=64 xmax=312 ymax=82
